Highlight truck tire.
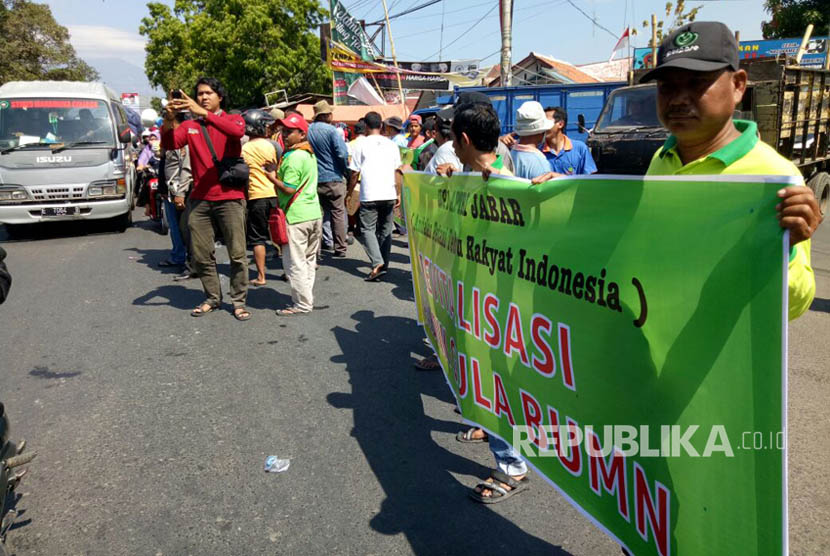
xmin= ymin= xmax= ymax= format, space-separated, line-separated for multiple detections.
xmin=2 ymin=224 xmax=30 ymax=239
xmin=114 ymin=209 xmax=132 ymax=233
xmin=807 ymin=172 xmax=829 ymax=218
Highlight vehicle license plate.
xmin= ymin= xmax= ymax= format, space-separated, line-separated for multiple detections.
xmin=41 ymin=206 xmax=78 ymax=217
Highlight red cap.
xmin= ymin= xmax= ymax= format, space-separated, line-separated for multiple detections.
xmin=409 ymin=114 xmax=422 ymax=124
xmin=277 ymin=113 xmax=308 ymax=133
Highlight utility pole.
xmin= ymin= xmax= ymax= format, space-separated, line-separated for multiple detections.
xmin=380 ymin=0 xmax=406 ymax=109
xmin=500 ymin=0 xmax=513 ymax=86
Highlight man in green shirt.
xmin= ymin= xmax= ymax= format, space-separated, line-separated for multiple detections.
xmin=265 ymin=113 xmax=322 ymax=316
xmin=641 ymin=21 xmax=821 ymax=320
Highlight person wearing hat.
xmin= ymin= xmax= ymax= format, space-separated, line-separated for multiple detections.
xmin=264 ymin=113 xmax=323 ymax=315
xmin=268 ymin=107 xmax=286 ymax=159
xmin=308 ymin=100 xmax=350 ymax=258
xmin=510 ymin=101 xmax=553 ymax=180
xmin=642 ymin=21 xmax=820 ymax=320
xmin=383 ymin=116 xmax=408 ymax=148
xmin=406 ymin=114 xmax=425 ymax=149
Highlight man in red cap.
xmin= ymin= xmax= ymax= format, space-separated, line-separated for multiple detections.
xmin=263 ymin=113 xmax=323 ymax=316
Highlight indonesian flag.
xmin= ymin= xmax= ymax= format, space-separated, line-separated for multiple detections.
xmin=609 ymin=27 xmax=631 ymax=61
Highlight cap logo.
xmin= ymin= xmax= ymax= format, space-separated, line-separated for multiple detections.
xmin=674 ymin=31 xmax=698 ymax=47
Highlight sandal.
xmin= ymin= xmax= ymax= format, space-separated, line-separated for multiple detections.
xmin=364 ymin=265 xmax=387 ymax=282
xmin=414 ymin=354 xmax=441 ymax=371
xmin=275 ymin=307 xmax=309 ymax=317
xmin=233 ymin=308 xmax=252 ymax=321
xmin=456 ymin=428 xmax=488 ymax=443
xmin=469 ymin=470 xmax=530 ymax=504
xmin=191 ymin=302 xmax=218 ymax=317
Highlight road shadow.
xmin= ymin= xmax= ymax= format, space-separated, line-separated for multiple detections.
xmin=809 ymin=297 xmax=830 ymax=313
xmin=0 ymin=219 xmax=121 ymax=242
xmin=132 ymin=284 xmax=204 ymax=310
xmin=328 ymin=310 xmax=568 ymax=555
xmin=124 ymin=247 xmax=184 ymax=275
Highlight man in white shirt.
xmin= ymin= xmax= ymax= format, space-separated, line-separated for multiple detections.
xmin=424 ymin=115 xmax=461 ymax=174
xmin=347 ymin=111 xmax=403 ymax=281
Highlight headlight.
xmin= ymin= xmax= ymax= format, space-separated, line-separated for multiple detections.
xmin=87 ymin=180 xmax=124 ymax=197
xmin=0 ymin=186 xmax=28 ymax=202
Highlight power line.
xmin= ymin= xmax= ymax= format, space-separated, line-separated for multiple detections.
xmin=425 ymin=1 xmax=500 ymax=60
xmin=565 ymin=0 xmax=618 ymax=39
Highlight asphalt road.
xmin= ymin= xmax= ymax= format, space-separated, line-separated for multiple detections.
xmin=0 ymin=208 xmax=827 ymax=556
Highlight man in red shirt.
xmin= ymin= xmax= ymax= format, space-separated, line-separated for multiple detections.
xmin=162 ymin=77 xmax=251 ymax=321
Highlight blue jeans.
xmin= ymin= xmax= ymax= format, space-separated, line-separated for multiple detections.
xmin=164 ymin=198 xmax=187 ymax=265
xmin=489 ymin=435 xmax=527 ymax=477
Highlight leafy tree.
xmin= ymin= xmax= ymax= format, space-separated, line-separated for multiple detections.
xmin=762 ymin=1 xmax=828 ymax=39
xmin=150 ymin=96 xmax=164 ymax=114
xmin=0 ymin=0 xmax=99 ymax=85
xmin=140 ymin=0 xmax=331 ymax=108
xmin=641 ymin=1 xmax=703 ymax=47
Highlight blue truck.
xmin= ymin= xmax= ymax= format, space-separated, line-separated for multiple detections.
xmin=414 ymin=81 xmax=626 ymax=143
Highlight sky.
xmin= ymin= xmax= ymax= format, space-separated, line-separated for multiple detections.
xmin=37 ymin=0 xmax=774 ymax=93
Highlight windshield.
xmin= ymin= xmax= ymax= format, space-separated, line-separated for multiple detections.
xmin=0 ymin=98 xmax=115 ymax=150
xmin=595 ymin=87 xmax=662 ymax=131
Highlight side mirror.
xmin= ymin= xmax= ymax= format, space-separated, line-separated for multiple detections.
xmin=577 ymin=114 xmax=586 ymax=134
xmin=117 ymin=123 xmax=132 ymax=144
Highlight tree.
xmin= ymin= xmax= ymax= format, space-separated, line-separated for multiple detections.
xmin=0 ymin=0 xmax=99 ymax=85
xmin=150 ymin=96 xmax=164 ymax=114
xmin=641 ymin=1 xmax=703 ymax=47
xmin=140 ymin=0 xmax=332 ymax=108
xmin=762 ymin=1 xmax=828 ymax=39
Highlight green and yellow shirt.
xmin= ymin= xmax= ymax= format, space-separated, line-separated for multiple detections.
xmin=647 ymin=119 xmax=815 ymax=320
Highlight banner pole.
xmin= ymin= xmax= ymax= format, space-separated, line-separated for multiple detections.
xmin=380 ymin=0 xmax=407 ymax=111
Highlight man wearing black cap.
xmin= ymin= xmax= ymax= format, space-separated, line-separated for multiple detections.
xmin=643 ymin=21 xmax=821 ymax=320
xmin=435 ymin=91 xmax=515 ymax=174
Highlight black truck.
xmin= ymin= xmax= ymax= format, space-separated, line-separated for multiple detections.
xmin=583 ymin=58 xmax=830 ymax=216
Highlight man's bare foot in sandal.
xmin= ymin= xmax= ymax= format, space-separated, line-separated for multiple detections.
xmin=275 ymin=307 xmax=309 ymax=317
xmin=191 ymin=302 xmax=218 ymax=317
xmin=233 ymin=307 xmax=252 ymax=321
xmin=456 ymin=427 xmax=488 ymax=443
xmin=414 ymin=354 xmax=441 ymax=371
xmin=469 ymin=470 xmax=529 ymax=504
xmin=250 ymin=278 xmax=266 ymax=287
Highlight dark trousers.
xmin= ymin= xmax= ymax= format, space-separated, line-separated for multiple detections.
xmin=188 ymin=198 xmax=248 ymax=308
xmin=317 ymin=180 xmax=348 ymax=255
xmin=358 ymin=200 xmax=395 ymax=270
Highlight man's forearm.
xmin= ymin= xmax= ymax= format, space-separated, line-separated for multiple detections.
xmin=346 ymin=172 xmax=359 ymax=196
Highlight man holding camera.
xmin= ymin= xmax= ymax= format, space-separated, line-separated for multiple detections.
xmin=161 ymin=77 xmax=250 ymax=321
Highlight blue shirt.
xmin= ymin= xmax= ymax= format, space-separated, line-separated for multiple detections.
xmin=307 ymin=121 xmax=349 ymax=183
xmin=510 ymin=145 xmax=550 ymax=180
xmin=542 ymin=135 xmax=597 ymax=175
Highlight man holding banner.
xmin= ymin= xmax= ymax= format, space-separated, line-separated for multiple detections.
xmin=640 ymin=21 xmax=819 ymax=318
xmin=403 ymin=19 xmax=823 ymax=556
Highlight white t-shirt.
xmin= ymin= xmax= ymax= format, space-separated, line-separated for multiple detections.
xmin=348 ymin=134 xmax=401 ymax=202
xmin=425 ymin=141 xmax=462 ymax=174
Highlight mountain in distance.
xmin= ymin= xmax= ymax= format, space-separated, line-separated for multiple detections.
xmin=85 ymin=57 xmax=163 ymax=110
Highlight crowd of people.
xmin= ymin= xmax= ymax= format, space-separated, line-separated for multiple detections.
xmin=139 ymin=20 xmax=821 ymax=509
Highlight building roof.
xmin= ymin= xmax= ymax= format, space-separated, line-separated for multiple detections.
xmin=488 ymin=52 xmax=601 ymax=86
xmin=0 ymin=81 xmax=118 ymax=101
xmin=578 ymin=58 xmax=632 ymax=82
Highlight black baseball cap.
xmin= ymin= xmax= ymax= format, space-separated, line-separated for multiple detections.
xmin=436 ymin=91 xmax=492 ymax=121
xmin=640 ymin=21 xmax=739 ymax=83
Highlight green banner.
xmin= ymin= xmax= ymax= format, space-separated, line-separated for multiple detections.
xmin=403 ymin=171 xmax=792 ymax=556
